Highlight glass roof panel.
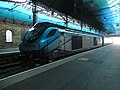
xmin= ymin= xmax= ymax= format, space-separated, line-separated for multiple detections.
xmin=0 ymin=1 xmax=101 ymax=35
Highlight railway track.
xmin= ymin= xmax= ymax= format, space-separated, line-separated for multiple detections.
xmin=0 ymin=44 xmax=108 ymax=79
xmin=0 ymin=52 xmax=60 ymax=79
xmin=0 ymin=51 xmax=71 ymax=79
xmin=0 ymin=53 xmax=28 ymax=79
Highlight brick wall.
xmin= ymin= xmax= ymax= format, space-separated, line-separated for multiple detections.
xmin=0 ymin=23 xmax=30 ymax=49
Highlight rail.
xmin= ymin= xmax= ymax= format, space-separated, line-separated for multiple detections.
xmin=0 ymin=43 xmax=109 ymax=79
xmin=0 ymin=52 xmax=28 ymax=79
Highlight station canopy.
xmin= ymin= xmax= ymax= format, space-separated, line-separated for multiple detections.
xmin=1 ymin=0 xmax=120 ymax=34
xmin=0 ymin=1 xmax=101 ymax=35
xmin=31 ymin=0 xmax=120 ymax=34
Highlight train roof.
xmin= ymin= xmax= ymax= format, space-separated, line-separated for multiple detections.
xmin=36 ymin=22 xmax=102 ymax=37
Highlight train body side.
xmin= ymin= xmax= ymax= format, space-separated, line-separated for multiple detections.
xmin=57 ymin=32 xmax=102 ymax=52
xmin=19 ymin=22 xmax=103 ymax=59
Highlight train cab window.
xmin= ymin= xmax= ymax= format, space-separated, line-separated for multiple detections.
xmin=24 ymin=23 xmax=47 ymax=42
xmin=6 ymin=30 xmax=12 ymax=42
xmin=34 ymin=23 xmax=44 ymax=28
xmin=46 ymin=29 xmax=57 ymax=38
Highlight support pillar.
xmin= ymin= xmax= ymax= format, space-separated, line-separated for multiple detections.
xmin=32 ymin=2 xmax=38 ymax=25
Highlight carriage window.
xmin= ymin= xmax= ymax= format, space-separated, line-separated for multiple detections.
xmin=6 ymin=30 xmax=12 ymax=42
xmin=46 ymin=29 xmax=56 ymax=38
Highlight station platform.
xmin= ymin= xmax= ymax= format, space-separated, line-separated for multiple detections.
xmin=1 ymin=44 xmax=120 ymax=90
xmin=0 ymin=48 xmax=19 ymax=55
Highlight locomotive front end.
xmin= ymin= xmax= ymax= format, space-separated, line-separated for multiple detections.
xmin=19 ymin=23 xmax=46 ymax=53
xmin=19 ymin=28 xmax=39 ymax=53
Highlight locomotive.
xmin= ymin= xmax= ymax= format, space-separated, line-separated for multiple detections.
xmin=19 ymin=22 xmax=103 ymax=65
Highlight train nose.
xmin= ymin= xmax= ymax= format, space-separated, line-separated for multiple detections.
xmin=19 ymin=42 xmax=38 ymax=52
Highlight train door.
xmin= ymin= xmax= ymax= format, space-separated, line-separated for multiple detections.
xmin=72 ymin=36 xmax=82 ymax=50
xmin=94 ymin=37 xmax=97 ymax=46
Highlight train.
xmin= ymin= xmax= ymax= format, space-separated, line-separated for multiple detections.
xmin=19 ymin=22 xmax=104 ymax=66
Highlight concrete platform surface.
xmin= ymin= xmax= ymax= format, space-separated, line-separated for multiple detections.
xmin=2 ymin=44 xmax=120 ymax=90
xmin=0 ymin=48 xmax=19 ymax=55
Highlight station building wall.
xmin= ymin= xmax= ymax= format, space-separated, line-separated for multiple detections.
xmin=0 ymin=23 xmax=30 ymax=49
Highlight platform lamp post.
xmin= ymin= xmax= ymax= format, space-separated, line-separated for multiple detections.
xmin=32 ymin=1 xmax=38 ymax=25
